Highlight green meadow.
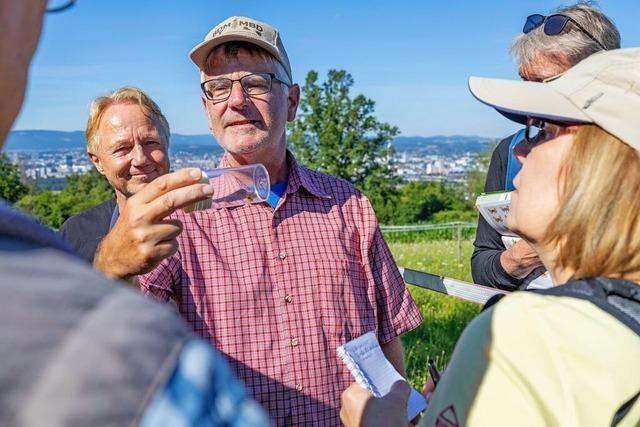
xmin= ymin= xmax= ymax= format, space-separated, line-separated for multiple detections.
xmin=387 ymin=239 xmax=481 ymax=389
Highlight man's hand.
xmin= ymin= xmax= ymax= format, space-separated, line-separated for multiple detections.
xmin=340 ymin=381 xmax=410 ymax=427
xmin=499 ymin=239 xmax=544 ymax=279
xmin=94 ymin=168 xmax=213 ymax=280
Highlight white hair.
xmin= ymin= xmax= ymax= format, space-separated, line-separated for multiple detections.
xmin=511 ymin=2 xmax=620 ymax=69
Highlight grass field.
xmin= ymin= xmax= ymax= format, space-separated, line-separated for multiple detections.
xmin=387 ymin=239 xmax=481 ymax=389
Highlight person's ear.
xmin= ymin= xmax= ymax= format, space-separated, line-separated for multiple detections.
xmin=287 ymin=84 xmax=300 ymax=122
xmin=88 ymin=152 xmax=105 ymax=175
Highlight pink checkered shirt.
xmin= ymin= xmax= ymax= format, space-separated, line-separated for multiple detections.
xmin=140 ymin=153 xmax=423 ymax=426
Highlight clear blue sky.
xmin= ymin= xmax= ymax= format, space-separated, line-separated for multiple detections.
xmin=14 ymin=0 xmax=640 ymax=138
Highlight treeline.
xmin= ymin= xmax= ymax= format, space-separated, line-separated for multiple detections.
xmin=1 ymin=155 xmax=113 ymax=229
xmin=2 ymin=69 xmax=490 ymax=229
xmin=287 ymin=68 xmax=489 ymax=224
xmin=1 ymin=156 xmax=487 ymax=230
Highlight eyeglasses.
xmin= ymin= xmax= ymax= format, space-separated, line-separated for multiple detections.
xmin=46 ymin=0 xmax=76 ymax=13
xmin=523 ymin=14 xmax=607 ymax=51
xmin=201 ymin=72 xmax=290 ymax=103
xmin=516 ymin=117 xmax=577 ymax=157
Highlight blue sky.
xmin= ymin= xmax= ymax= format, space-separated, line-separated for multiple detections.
xmin=14 ymin=0 xmax=640 ymax=138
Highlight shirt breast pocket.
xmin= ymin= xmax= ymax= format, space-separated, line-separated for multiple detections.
xmin=311 ymin=259 xmax=377 ymax=341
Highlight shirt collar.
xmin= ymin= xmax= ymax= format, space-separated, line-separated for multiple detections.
xmin=285 ymin=153 xmax=332 ymax=200
xmin=218 ymin=151 xmax=332 ymax=200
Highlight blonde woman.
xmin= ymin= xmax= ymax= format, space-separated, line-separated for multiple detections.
xmin=340 ymin=48 xmax=640 ymax=426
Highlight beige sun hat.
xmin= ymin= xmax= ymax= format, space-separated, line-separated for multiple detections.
xmin=189 ymin=16 xmax=292 ymax=82
xmin=469 ymin=48 xmax=640 ymax=151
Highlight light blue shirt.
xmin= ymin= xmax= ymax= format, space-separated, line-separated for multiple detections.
xmin=140 ymin=340 xmax=270 ymax=427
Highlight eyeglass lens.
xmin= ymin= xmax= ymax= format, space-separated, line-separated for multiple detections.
xmin=203 ymin=73 xmax=273 ymax=101
xmin=523 ymin=14 xmax=545 ymax=34
xmin=526 ymin=122 xmax=542 ymax=143
xmin=543 ymin=15 xmax=570 ymax=36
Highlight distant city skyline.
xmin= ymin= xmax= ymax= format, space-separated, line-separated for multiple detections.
xmin=14 ymin=0 xmax=640 ymax=138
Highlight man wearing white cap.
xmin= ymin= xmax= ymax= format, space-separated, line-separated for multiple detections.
xmin=341 ymin=47 xmax=640 ymax=427
xmin=138 ymin=16 xmax=422 ymax=426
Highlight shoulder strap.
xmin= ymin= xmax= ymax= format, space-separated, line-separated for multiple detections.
xmin=533 ymin=277 xmax=640 ymax=426
xmin=533 ymin=277 xmax=640 ymax=337
xmin=611 ymin=389 xmax=640 ymax=427
xmin=505 ymin=129 xmax=525 ymax=191
xmin=481 ymin=293 xmax=506 ymax=312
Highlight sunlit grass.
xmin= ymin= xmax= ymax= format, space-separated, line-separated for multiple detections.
xmin=388 ymin=240 xmax=481 ymax=389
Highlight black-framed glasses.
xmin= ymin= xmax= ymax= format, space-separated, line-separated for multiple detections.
xmin=523 ymin=14 xmax=607 ymax=51
xmin=201 ymin=72 xmax=290 ymax=103
xmin=46 ymin=0 xmax=76 ymax=13
xmin=516 ymin=116 xmax=577 ymax=157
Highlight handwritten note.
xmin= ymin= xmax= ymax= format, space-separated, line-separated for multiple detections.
xmin=337 ymin=331 xmax=427 ymax=421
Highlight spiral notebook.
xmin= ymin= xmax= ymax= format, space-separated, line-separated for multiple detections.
xmin=337 ymin=331 xmax=427 ymax=421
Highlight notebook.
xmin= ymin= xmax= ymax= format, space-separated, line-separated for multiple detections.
xmin=337 ymin=331 xmax=427 ymax=421
xmin=475 ymin=191 xmax=518 ymax=237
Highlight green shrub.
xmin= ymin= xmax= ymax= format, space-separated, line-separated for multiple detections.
xmin=389 ymin=239 xmax=481 ymax=388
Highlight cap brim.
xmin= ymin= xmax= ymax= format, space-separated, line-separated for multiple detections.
xmin=468 ymin=76 xmax=592 ymax=125
xmin=189 ymin=33 xmax=283 ymax=73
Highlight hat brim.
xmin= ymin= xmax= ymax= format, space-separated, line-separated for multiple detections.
xmin=189 ymin=32 xmax=283 ymax=73
xmin=468 ymin=76 xmax=592 ymax=125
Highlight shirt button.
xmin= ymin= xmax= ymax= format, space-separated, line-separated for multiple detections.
xmin=290 ymin=338 xmax=298 ymax=347
xmin=284 ymin=294 xmax=293 ymax=304
xmin=278 ymin=251 xmax=287 ymax=260
xmin=295 ymin=383 xmax=303 ymax=392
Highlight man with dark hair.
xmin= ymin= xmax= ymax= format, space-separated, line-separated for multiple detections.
xmin=0 ymin=2 xmax=267 ymax=425
xmin=135 ymin=15 xmax=423 ymax=426
xmin=471 ymin=2 xmax=621 ymax=290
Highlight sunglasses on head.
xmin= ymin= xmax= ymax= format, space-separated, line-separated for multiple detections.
xmin=523 ymin=14 xmax=607 ymax=51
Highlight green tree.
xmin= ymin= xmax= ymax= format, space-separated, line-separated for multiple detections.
xmin=288 ymin=69 xmax=400 ymax=209
xmin=0 ymin=153 xmax=29 ymax=203
xmin=465 ymin=141 xmax=496 ymax=202
xmin=391 ymin=181 xmax=468 ymax=225
xmin=17 ymin=169 xmax=113 ymax=229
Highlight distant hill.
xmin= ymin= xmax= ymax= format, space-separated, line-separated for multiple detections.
xmin=6 ymin=130 xmax=87 ymax=151
xmin=6 ymin=130 xmax=497 ymax=156
xmin=5 ymin=130 xmax=219 ymax=151
xmin=392 ymin=135 xmax=497 ymax=155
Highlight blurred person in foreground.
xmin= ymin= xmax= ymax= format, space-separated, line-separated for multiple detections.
xmin=136 ymin=15 xmax=423 ymax=426
xmin=472 ymin=2 xmax=620 ymax=290
xmin=341 ymin=48 xmax=640 ymax=426
xmin=0 ymin=1 xmax=269 ymax=425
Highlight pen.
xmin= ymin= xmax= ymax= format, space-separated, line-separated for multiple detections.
xmin=427 ymin=359 xmax=441 ymax=386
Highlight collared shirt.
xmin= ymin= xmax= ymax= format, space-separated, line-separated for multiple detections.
xmin=139 ymin=153 xmax=423 ymax=426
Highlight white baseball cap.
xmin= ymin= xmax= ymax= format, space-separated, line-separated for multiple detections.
xmin=469 ymin=48 xmax=640 ymax=151
xmin=189 ymin=16 xmax=292 ymax=82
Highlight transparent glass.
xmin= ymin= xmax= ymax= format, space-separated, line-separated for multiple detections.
xmin=187 ymin=164 xmax=270 ymax=211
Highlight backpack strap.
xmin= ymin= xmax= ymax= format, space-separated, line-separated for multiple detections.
xmin=505 ymin=129 xmax=525 ymax=191
xmin=611 ymin=389 xmax=640 ymax=427
xmin=481 ymin=293 xmax=506 ymax=312
xmin=532 ymin=277 xmax=640 ymax=427
xmin=532 ymin=277 xmax=640 ymax=337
